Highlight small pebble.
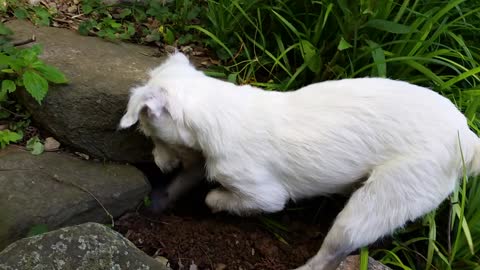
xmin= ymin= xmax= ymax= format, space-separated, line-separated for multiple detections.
xmin=44 ymin=137 xmax=61 ymax=151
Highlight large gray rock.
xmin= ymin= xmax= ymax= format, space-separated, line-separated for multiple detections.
xmin=7 ymin=19 xmax=162 ymax=163
xmin=0 ymin=222 xmax=168 ymax=270
xmin=0 ymin=146 xmax=150 ymax=250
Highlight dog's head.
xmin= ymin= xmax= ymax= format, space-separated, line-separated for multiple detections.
xmin=119 ymin=52 xmax=200 ymax=149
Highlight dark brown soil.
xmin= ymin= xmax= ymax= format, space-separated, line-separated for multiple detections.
xmin=114 ymin=171 xmax=348 ymax=270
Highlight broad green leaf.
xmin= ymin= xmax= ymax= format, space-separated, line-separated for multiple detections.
xmin=164 ymin=28 xmax=175 ymax=45
xmin=109 ymin=21 xmax=122 ymax=29
xmin=30 ymin=44 xmax=43 ymax=55
xmin=34 ymin=65 xmax=68 ymax=84
xmin=32 ymin=7 xmax=51 ymax=26
xmin=22 ymin=70 xmax=48 ymax=104
xmin=18 ymin=48 xmax=38 ymax=65
xmin=227 ymin=73 xmax=237 ymax=84
xmin=2 ymin=80 xmax=16 ymax=93
xmin=26 ymin=137 xmax=44 ymax=155
xmin=365 ymin=19 xmax=412 ymax=34
xmin=78 ymin=20 xmax=96 ymax=36
xmin=338 ymin=37 xmax=352 ymax=51
xmin=0 ymin=130 xmax=22 ymax=148
xmin=82 ymin=4 xmax=93 ymax=14
xmin=13 ymin=8 xmax=28 ymax=20
xmin=299 ymin=40 xmax=321 ymax=73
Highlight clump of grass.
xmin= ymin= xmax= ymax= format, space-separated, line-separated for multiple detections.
xmin=195 ymin=0 xmax=479 ymax=92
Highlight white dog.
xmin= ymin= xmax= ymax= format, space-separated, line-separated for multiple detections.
xmin=119 ymin=52 xmax=480 ymax=270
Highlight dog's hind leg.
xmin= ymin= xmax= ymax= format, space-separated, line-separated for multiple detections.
xmin=295 ymin=156 xmax=457 ymax=270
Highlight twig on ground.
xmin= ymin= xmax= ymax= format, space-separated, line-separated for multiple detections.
xmin=13 ymin=35 xmax=36 ymax=47
xmin=71 ymin=13 xmax=85 ymax=19
xmin=52 ymin=17 xmax=73 ymax=24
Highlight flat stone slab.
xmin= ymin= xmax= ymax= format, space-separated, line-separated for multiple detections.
xmin=0 ymin=146 xmax=150 ymax=250
xmin=0 ymin=222 xmax=168 ymax=270
xmin=7 ymin=19 xmax=162 ymax=163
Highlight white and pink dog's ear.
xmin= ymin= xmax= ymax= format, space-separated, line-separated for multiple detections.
xmin=119 ymin=86 xmax=165 ymax=129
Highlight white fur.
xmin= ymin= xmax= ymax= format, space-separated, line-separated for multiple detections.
xmin=119 ymin=52 xmax=480 ymax=270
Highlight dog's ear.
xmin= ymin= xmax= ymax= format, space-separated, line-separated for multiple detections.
xmin=119 ymin=87 xmax=165 ymax=129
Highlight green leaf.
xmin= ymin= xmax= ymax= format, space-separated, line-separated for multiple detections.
xmin=164 ymin=28 xmax=175 ymax=45
xmin=30 ymin=44 xmax=43 ymax=55
xmin=18 ymin=48 xmax=38 ymax=65
xmin=22 ymin=70 xmax=48 ymax=104
xmin=338 ymin=37 xmax=352 ymax=51
xmin=34 ymin=65 xmax=68 ymax=84
xmin=13 ymin=8 xmax=29 ymax=20
xmin=227 ymin=73 xmax=237 ymax=84
xmin=26 ymin=136 xmax=44 ymax=155
xmin=32 ymin=7 xmax=52 ymax=26
xmin=0 ymin=130 xmax=22 ymax=148
xmin=2 ymin=80 xmax=16 ymax=93
xmin=109 ymin=21 xmax=122 ymax=29
xmin=299 ymin=40 xmax=321 ymax=73
xmin=178 ymin=33 xmax=193 ymax=45
xmin=82 ymin=4 xmax=93 ymax=14
xmin=78 ymin=20 xmax=96 ymax=36
xmin=187 ymin=6 xmax=201 ymax=20
xmin=364 ymin=19 xmax=412 ymax=34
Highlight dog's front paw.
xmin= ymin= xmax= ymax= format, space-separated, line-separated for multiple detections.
xmin=205 ymin=189 xmax=231 ymax=213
